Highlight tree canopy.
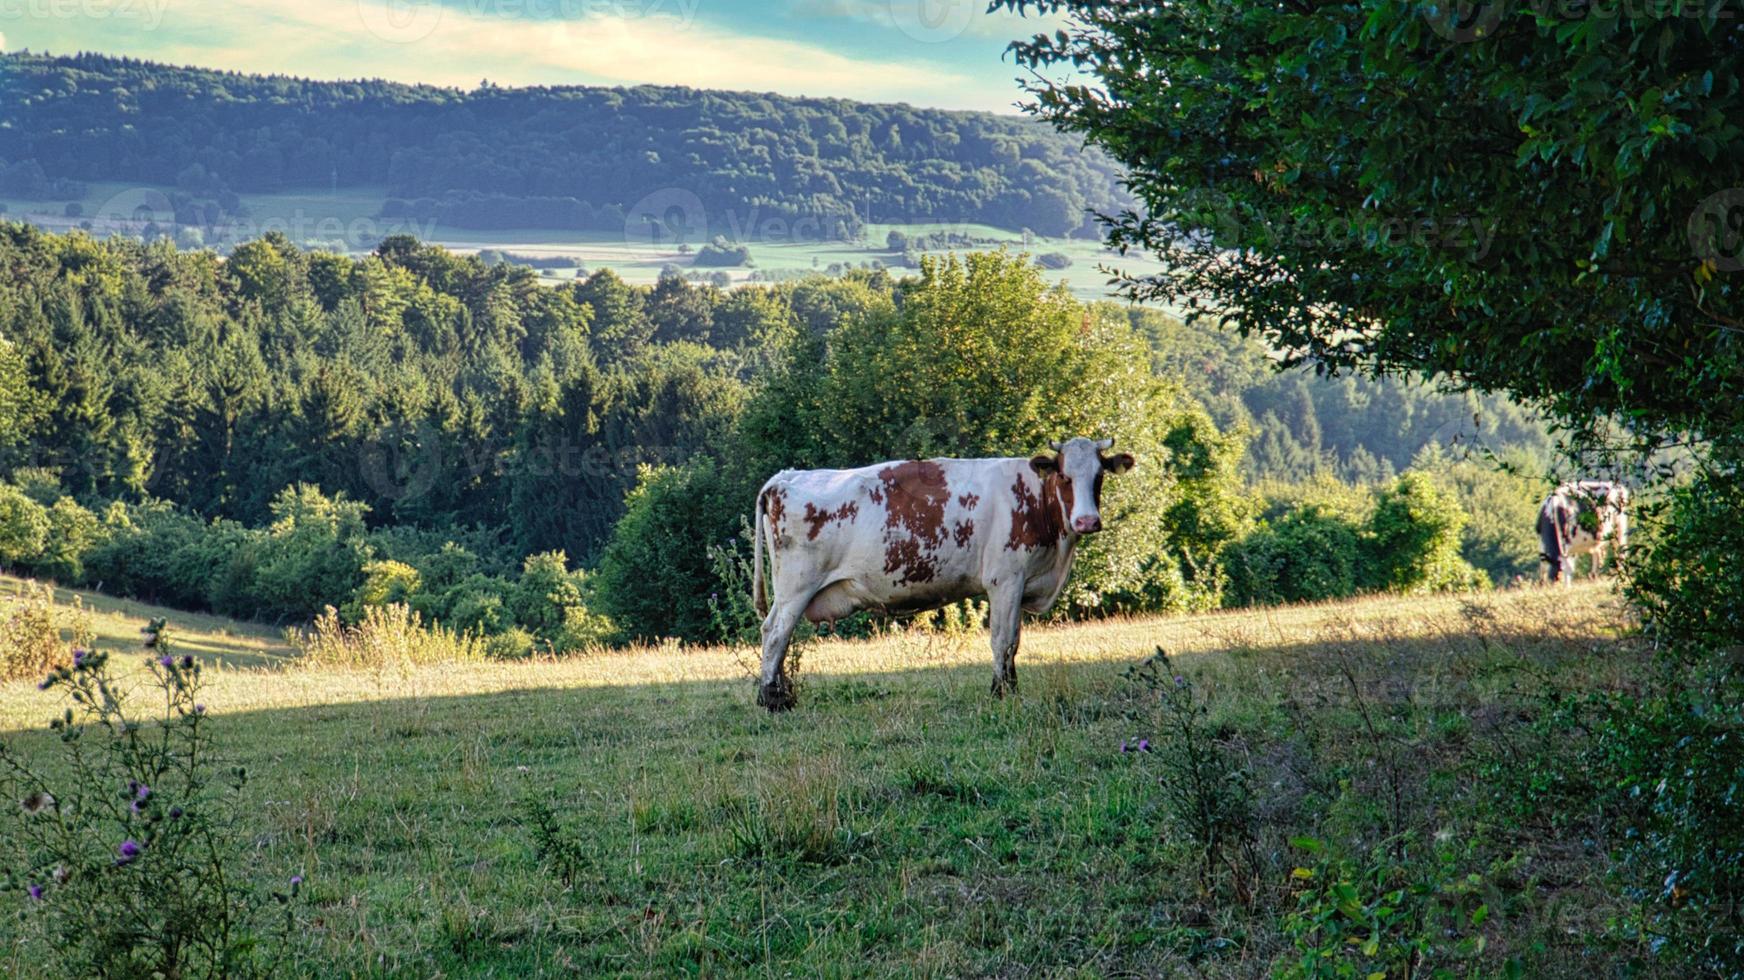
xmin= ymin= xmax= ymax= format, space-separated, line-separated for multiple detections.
xmin=1002 ymin=0 xmax=1744 ymax=445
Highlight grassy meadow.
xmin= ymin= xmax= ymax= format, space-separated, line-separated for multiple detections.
xmin=1 ymin=185 xmax=1164 ymax=301
xmin=0 ymin=576 xmax=1644 ymax=976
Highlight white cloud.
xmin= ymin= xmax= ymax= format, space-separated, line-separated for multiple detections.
xmin=791 ymin=0 xmax=1070 ymax=42
xmin=6 ymin=0 xmax=1032 ymax=110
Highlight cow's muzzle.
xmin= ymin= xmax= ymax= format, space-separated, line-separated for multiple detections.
xmin=1073 ymin=515 xmax=1102 ymax=534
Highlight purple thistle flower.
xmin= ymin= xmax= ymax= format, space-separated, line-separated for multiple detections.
xmin=136 ymin=784 xmax=151 ymax=801
xmin=72 ymin=649 xmax=87 ymax=667
xmin=1137 ymin=739 xmax=1150 ymax=752
xmin=27 ymin=884 xmax=43 ymax=901
xmin=179 ymin=655 xmax=194 ymax=670
xmin=1173 ymin=675 xmax=1186 ymax=687
xmin=168 ymin=806 xmax=184 ymax=820
xmin=290 ymin=875 xmax=303 ymax=887
xmin=36 ymin=677 xmax=51 ymax=691
xmin=131 ymin=799 xmax=147 ymax=815
xmin=1119 ymin=739 xmax=1128 ymax=753
xmin=116 ymin=839 xmax=142 ymax=865
xmin=158 ymin=655 xmax=174 ymax=669
xmin=193 ymin=704 xmax=206 ymax=715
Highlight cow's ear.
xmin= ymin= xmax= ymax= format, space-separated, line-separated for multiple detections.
xmin=1103 ymin=452 xmax=1135 ymax=475
xmin=1029 ymin=454 xmax=1058 ymax=475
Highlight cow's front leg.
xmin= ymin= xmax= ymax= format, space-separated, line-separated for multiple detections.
xmin=987 ymin=580 xmax=1025 ymax=697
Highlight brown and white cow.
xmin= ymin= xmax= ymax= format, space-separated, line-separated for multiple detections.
xmin=749 ymin=437 xmax=1134 ymax=711
xmin=1538 ymin=480 xmax=1630 ymax=583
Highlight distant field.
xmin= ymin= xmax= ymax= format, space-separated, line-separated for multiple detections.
xmin=1 ymin=185 xmax=1166 ymax=302
xmin=0 ymin=577 xmax=1640 ymax=976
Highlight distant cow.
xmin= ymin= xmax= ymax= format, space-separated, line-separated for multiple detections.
xmin=750 ymin=437 xmax=1135 ymax=711
xmin=1538 ymin=480 xmax=1630 ymax=583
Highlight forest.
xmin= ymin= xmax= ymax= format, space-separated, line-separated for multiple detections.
xmin=0 ymin=52 xmax=1126 ymax=237
xmin=0 ymin=222 xmax=1555 ymax=652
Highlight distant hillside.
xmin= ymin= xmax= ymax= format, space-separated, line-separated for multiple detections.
xmin=0 ymin=52 xmax=1127 ymax=237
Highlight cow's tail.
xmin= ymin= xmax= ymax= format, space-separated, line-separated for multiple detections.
xmin=1537 ymin=506 xmax=1567 ymax=584
xmin=753 ymin=486 xmax=770 ymax=619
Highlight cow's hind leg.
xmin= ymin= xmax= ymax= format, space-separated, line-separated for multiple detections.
xmin=987 ymin=581 xmax=1025 ymax=698
xmin=757 ymin=597 xmax=807 ymax=712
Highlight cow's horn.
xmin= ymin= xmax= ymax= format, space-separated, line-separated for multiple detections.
xmin=1095 ymin=437 xmax=1114 ymax=450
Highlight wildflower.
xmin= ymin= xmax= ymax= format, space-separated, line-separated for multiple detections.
xmin=27 ymin=884 xmax=43 ymax=901
xmin=158 ymin=655 xmax=174 ymax=669
xmin=36 ymin=677 xmax=52 ymax=691
xmin=116 ymin=839 xmax=142 ymax=865
xmin=179 ymin=655 xmax=195 ymax=669
xmin=1173 ymin=675 xmax=1186 ymax=687
xmin=194 ymin=704 xmax=206 ymax=715
xmin=135 ymin=784 xmax=151 ymax=801
xmin=1137 ymin=738 xmax=1150 ymax=752
xmin=20 ymin=792 xmax=54 ymax=815
xmin=72 ymin=649 xmax=88 ymax=667
xmin=1119 ymin=740 xmax=1128 ymax=753
xmin=290 ymin=875 xmax=303 ymax=887
xmin=168 ymin=806 xmax=184 ymax=820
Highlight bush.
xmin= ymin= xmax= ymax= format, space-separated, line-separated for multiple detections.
xmin=289 ymin=604 xmax=484 ymax=669
xmin=595 ymin=459 xmax=747 ymax=642
xmin=342 ymin=560 xmax=423 ymax=622
xmin=0 ymin=584 xmax=93 ymax=683
xmin=0 ymin=630 xmax=303 ymax=976
xmin=1035 ymin=251 xmax=1073 ymax=269
xmin=1361 ymin=471 xmax=1487 ymax=594
xmin=1222 ymin=505 xmax=1362 ymax=606
xmin=693 ymin=239 xmax=752 ymax=267
xmin=32 ymin=497 xmax=105 ymax=582
xmin=0 ymin=484 xmax=50 ymax=570
xmin=240 ymin=486 xmax=372 ymax=622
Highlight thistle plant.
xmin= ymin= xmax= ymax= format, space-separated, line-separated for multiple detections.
xmin=0 ymin=623 xmax=301 ymax=977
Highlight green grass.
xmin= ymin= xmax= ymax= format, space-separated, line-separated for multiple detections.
xmin=0 ymin=577 xmax=1642 ymax=975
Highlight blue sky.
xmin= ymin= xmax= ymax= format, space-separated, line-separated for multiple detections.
xmin=0 ymin=0 xmax=1071 ymax=112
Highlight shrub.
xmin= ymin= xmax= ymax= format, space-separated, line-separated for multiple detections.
xmin=241 ymin=486 xmax=372 ymax=622
xmin=289 ymin=604 xmax=484 ymax=669
xmin=1278 ymin=838 xmax=1505 ymax=979
xmin=32 ymin=496 xmax=105 ymax=582
xmin=0 ymin=483 xmax=50 ymax=570
xmin=342 ymin=560 xmax=423 ymax=622
xmin=1361 ymin=471 xmax=1487 ymax=594
xmin=1035 ymin=251 xmax=1073 ymax=269
xmin=0 ymin=630 xmax=303 ymax=977
xmin=1222 ymin=505 xmax=1361 ymax=606
xmin=1122 ymin=649 xmax=1256 ymax=899
xmin=692 ymin=239 xmax=752 ymax=267
xmin=595 ymin=459 xmax=747 ymax=642
xmin=0 ymin=584 xmax=94 ymax=683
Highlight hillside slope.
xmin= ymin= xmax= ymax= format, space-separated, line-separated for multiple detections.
xmin=0 ymin=578 xmax=1635 ymax=975
xmin=0 ymin=52 xmax=1125 ymax=236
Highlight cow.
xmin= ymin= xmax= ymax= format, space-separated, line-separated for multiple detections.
xmin=749 ymin=436 xmax=1135 ymax=711
xmin=1538 ymin=480 xmax=1630 ymax=584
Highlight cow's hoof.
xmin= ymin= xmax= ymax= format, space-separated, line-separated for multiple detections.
xmin=990 ymin=677 xmax=1017 ymax=698
xmin=758 ymin=682 xmax=796 ymax=713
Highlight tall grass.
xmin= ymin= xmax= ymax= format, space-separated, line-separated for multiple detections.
xmin=0 ymin=582 xmax=93 ymax=682
xmin=287 ymin=604 xmax=484 ymax=669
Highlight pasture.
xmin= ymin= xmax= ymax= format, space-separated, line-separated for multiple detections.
xmin=0 ymin=185 xmax=1165 ymax=301
xmin=0 ymin=577 xmax=1639 ymax=976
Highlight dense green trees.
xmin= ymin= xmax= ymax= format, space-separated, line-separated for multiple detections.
xmin=0 ymin=52 xmax=1126 ymax=237
xmin=0 ymin=222 xmax=1550 ymax=645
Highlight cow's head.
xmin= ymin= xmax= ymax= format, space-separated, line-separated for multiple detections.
xmin=1029 ymin=436 xmax=1135 ymax=535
